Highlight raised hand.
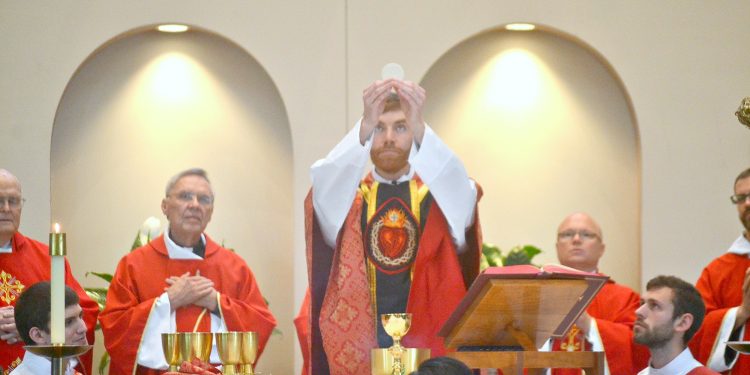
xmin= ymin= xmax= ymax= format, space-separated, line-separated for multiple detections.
xmin=360 ymin=79 xmax=396 ymax=145
xmin=393 ymin=80 xmax=426 ymax=144
xmin=735 ymin=267 xmax=750 ymax=329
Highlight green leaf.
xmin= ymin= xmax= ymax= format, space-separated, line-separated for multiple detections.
xmin=481 ymin=243 xmax=503 ymax=267
xmin=98 ymin=352 xmax=110 ymax=375
xmin=501 ymin=245 xmax=545 ymax=266
xmin=84 ymin=289 xmax=107 ymax=312
xmin=85 ymin=272 xmax=113 ymax=284
xmin=131 ymin=230 xmax=143 ymax=251
xmin=519 ymin=245 xmax=542 ymax=260
xmin=479 ymin=253 xmax=490 ymax=272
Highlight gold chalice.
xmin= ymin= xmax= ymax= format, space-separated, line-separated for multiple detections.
xmin=161 ymin=333 xmax=183 ymax=372
xmin=371 ymin=348 xmax=431 ymax=375
xmin=179 ymin=332 xmax=213 ymax=363
xmin=216 ymin=332 xmax=243 ymax=374
xmin=381 ymin=313 xmax=412 ymax=375
xmin=239 ymin=331 xmax=259 ymax=375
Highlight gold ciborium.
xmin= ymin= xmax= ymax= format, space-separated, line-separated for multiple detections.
xmin=179 ymin=332 xmax=213 ymax=363
xmin=161 ymin=333 xmax=182 ymax=372
xmin=381 ymin=313 xmax=412 ymax=375
xmin=216 ymin=332 xmax=242 ymax=374
xmin=240 ymin=331 xmax=259 ymax=375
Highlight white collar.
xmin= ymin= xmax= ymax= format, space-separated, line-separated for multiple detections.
xmin=0 ymin=238 xmax=11 ymax=253
xmin=16 ymin=350 xmax=78 ymax=375
xmin=372 ymin=166 xmax=414 ymax=184
xmin=643 ymin=347 xmax=701 ymax=375
xmin=727 ymin=234 xmax=750 ymax=255
xmin=164 ymin=231 xmax=205 ymax=260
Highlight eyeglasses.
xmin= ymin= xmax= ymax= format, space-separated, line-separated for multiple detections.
xmin=557 ymin=230 xmax=599 ymax=241
xmin=730 ymin=193 xmax=750 ymax=205
xmin=0 ymin=196 xmax=25 ymax=209
xmin=170 ymin=191 xmax=214 ymax=206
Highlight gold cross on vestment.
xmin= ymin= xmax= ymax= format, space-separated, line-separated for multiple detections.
xmin=0 ymin=271 xmax=24 ymax=304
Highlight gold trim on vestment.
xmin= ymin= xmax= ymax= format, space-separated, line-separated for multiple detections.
xmin=193 ymin=308 xmax=209 ymax=332
xmin=361 ymin=179 xmax=427 ymax=334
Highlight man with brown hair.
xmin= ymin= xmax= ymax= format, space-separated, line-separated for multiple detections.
xmin=298 ymin=79 xmax=481 ymax=374
xmin=11 ymin=282 xmax=88 ymax=375
xmin=635 ymin=275 xmax=718 ymax=374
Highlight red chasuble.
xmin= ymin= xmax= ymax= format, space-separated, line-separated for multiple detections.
xmin=100 ymin=235 xmax=276 ymax=375
xmin=0 ymin=232 xmax=99 ymax=375
xmin=687 ymin=366 xmax=721 ymax=374
xmin=694 ymin=253 xmax=750 ymax=374
xmin=299 ymin=175 xmax=481 ymax=375
xmin=550 ymin=280 xmax=647 ymax=375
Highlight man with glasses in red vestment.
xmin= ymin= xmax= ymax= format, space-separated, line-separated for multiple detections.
xmin=694 ymin=167 xmax=750 ymax=374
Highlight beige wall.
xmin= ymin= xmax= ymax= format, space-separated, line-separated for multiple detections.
xmin=50 ymin=27 xmax=293 ymax=373
xmin=2 ymin=1 xmax=750 ymax=373
xmin=421 ymin=27 xmax=640 ymax=287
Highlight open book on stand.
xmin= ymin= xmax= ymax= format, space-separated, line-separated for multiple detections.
xmin=439 ymin=264 xmax=609 ymax=350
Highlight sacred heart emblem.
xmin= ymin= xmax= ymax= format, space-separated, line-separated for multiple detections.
xmin=366 ymin=202 xmax=418 ymax=272
xmin=379 ymin=226 xmax=407 ymax=258
xmin=378 ymin=208 xmax=408 ymax=258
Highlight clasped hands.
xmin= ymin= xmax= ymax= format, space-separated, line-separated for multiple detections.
xmin=166 ymin=272 xmax=218 ymax=313
xmin=0 ymin=306 xmax=19 ymax=345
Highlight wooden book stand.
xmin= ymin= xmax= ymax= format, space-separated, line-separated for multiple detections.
xmin=438 ymin=265 xmax=609 ymax=375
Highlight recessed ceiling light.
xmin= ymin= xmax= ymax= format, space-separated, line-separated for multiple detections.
xmin=505 ymin=23 xmax=536 ymax=31
xmin=157 ymin=24 xmax=189 ymax=33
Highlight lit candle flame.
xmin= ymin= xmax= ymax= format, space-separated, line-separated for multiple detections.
xmin=53 ymin=223 xmax=61 ymax=233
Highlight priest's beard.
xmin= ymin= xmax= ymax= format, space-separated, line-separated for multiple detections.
xmin=371 ymin=146 xmax=410 ymax=178
xmin=742 ymin=208 xmax=750 ymax=235
xmin=633 ymin=321 xmax=674 ymax=349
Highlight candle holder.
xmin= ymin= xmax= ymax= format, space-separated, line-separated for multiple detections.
xmin=24 ymin=344 xmax=92 ymax=375
xmin=48 ymin=232 xmax=66 ymax=256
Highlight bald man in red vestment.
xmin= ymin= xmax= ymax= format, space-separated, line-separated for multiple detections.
xmin=0 ymin=169 xmax=98 ymax=375
xmin=546 ymin=213 xmax=647 ymax=375
xmin=100 ymin=168 xmax=276 ymax=375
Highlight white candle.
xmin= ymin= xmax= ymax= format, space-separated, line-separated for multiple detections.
xmin=50 ymin=223 xmax=65 ymax=344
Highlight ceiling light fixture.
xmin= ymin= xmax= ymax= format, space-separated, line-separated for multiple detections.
xmin=505 ymin=23 xmax=536 ymax=31
xmin=157 ymin=24 xmax=189 ymax=33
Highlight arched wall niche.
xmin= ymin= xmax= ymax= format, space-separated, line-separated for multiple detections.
xmin=421 ymin=24 xmax=641 ymax=289
xmin=50 ymin=24 xmax=292 ymax=373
